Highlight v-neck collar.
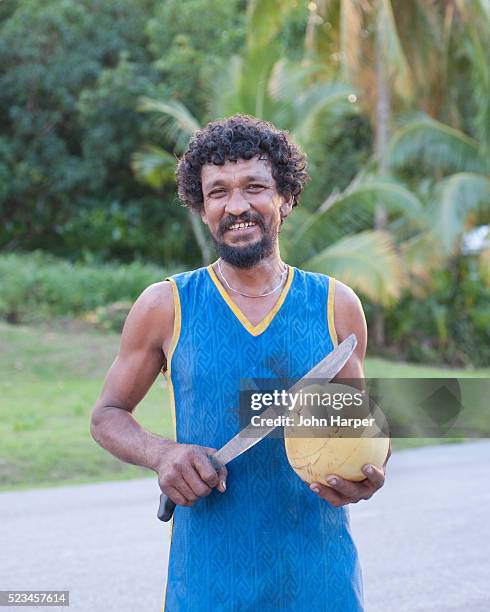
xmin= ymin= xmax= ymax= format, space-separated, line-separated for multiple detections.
xmin=207 ymin=264 xmax=295 ymax=337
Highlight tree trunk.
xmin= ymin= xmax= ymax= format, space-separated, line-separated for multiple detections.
xmin=188 ymin=211 xmax=212 ymax=265
xmin=373 ymin=6 xmax=392 ymax=347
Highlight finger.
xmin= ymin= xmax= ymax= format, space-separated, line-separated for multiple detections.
xmin=159 ymin=471 xmax=197 ymax=504
xmin=164 ymin=470 xmax=200 ymax=502
xmin=309 ymin=482 xmax=351 ymax=507
xmin=193 ymin=451 xmax=220 ymax=489
xmin=217 ymin=466 xmax=228 ymax=492
xmin=182 ymin=467 xmax=213 ymax=498
xmin=178 ymin=472 xmax=206 ymax=501
xmin=362 ymin=464 xmax=385 ymax=489
xmin=324 ymin=474 xmax=369 ymax=500
xmin=165 ymin=485 xmax=194 ymax=507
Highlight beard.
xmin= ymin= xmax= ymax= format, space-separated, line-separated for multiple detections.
xmin=211 ymin=212 xmax=280 ymax=269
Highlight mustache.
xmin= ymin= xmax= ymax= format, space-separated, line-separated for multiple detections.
xmin=217 ymin=213 xmax=266 ymax=237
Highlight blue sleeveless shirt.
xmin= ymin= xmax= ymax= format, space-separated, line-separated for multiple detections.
xmin=162 ymin=265 xmax=363 ymax=611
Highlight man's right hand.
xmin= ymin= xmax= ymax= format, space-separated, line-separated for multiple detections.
xmin=155 ymin=442 xmax=228 ymax=507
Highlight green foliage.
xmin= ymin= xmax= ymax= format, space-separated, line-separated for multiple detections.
xmin=137 ymin=97 xmax=201 ymax=153
xmin=299 ymin=114 xmax=372 ymax=212
xmin=146 ymin=0 xmax=245 ymax=119
xmin=0 ymin=0 xmax=164 ymax=255
xmin=0 ymin=0 xmax=19 ymax=21
xmin=388 ymin=116 xmax=487 ymax=175
xmin=290 ymin=178 xmax=424 ymax=253
xmin=301 ymin=230 xmax=403 ymax=306
xmin=433 ymin=173 xmax=490 ymax=254
xmin=383 ymin=259 xmax=490 ymax=367
xmin=0 ymin=322 xmax=172 ymax=488
xmin=0 ymin=0 xmax=488 ymax=369
xmin=77 ymin=55 xmax=159 ymax=193
xmin=0 ymin=0 xmax=201 ymax=265
xmin=86 ymin=301 xmax=133 ymax=333
xmin=0 ymin=252 xmax=171 ymax=323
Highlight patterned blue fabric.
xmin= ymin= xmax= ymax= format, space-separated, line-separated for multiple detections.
xmin=163 ymin=266 xmax=363 ymax=612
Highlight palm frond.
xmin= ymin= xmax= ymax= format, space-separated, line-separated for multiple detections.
xmin=464 ymin=27 xmax=490 ymax=153
xmin=212 ymin=45 xmax=281 ymax=119
xmin=131 ymin=146 xmax=176 ymax=189
xmin=268 ymin=59 xmax=323 ymax=103
xmin=433 ymin=173 xmax=490 ymax=254
xmin=400 ymin=231 xmax=447 ymax=287
xmin=137 ymin=97 xmax=201 ymax=153
xmin=388 ymin=116 xmax=486 ymax=174
xmin=302 ymin=230 xmax=403 ymax=306
xmin=291 ymin=81 xmax=357 ymax=147
xmin=291 ymin=179 xmax=424 ymax=249
xmin=210 ymin=55 xmax=245 ymax=118
xmin=246 ymin=0 xmax=296 ymax=51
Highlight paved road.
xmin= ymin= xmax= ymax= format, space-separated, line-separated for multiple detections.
xmin=1 ymin=441 xmax=489 ymax=611
xmin=350 ymin=440 xmax=490 ymax=612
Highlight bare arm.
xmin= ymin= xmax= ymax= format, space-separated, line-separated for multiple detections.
xmin=90 ymin=281 xmax=227 ymax=507
xmin=333 ymin=280 xmax=367 ymax=381
xmin=90 ymin=281 xmax=174 ymax=471
xmin=310 ymin=279 xmax=391 ymax=506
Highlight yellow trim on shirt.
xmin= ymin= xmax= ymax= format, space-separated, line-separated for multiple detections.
xmin=206 ymin=264 xmax=294 ymax=337
xmin=327 ymin=276 xmax=338 ymax=348
xmin=161 ymin=277 xmax=181 ymax=612
xmin=164 ymin=277 xmax=181 ymax=438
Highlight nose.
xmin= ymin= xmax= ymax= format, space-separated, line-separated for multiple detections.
xmin=224 ymin=188 xmax=251 ymax=217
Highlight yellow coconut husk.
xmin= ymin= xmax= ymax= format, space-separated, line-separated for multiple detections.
xmin=283 ymin=382 xmax=390 ymax=484
xmin=284 ymin=435 xmax=390 ymax=484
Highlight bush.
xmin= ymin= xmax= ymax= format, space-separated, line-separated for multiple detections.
xmin=0 ymin=251 xmax=174 ymax=323
xmin=84 ymin=301 xmax=133 ymax=333
xmin=381 ymin=258 xmax=490 ymax=367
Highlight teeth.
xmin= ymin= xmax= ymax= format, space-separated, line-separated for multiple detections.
xmin=229 ymin=222 xmax=256 ymax=230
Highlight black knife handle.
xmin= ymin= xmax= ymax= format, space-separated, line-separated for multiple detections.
xmin=157 ymin=454 xmax=222 ymax=522
xmin=157 ymin=492 xmax=175 ymax=522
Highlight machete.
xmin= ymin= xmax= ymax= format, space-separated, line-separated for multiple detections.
xmin=158 ymin=333 xmax=357 ymax=521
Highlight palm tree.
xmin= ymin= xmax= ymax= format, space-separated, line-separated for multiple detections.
xmin=131 ymin=0 xmax=431 ymax=305
xmin=388 ymin=114 xmax=490 ymax=278
xmin=304 ymin=0 xmax=490 ymax=341
xmin=281 ymin=175 xmax=425 ymax=305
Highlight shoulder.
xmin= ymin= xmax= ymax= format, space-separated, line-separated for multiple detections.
xmin=132 ymin=280 xmax=174 ymax=317
xmin=333 ymin=279 xmax=364 ymax=316
xmin=121 ymin=280 xmax=175 ymax=351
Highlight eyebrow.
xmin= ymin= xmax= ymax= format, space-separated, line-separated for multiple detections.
xmin=203 ymin=175 xmax=272 ymax=191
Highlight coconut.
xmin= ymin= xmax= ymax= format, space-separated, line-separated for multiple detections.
xmin=283 ymin=382 xmax=390 ymax=484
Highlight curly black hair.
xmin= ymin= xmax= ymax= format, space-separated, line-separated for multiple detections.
xmin=176 ymin=114 xmax=309 ymax=212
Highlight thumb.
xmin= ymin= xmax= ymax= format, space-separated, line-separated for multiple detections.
xmin=217 ymin=466 xmax=228 ymax=493
xmin=202 ymin=447 xmax=227 ymax=492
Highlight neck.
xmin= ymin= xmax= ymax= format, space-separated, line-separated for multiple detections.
xmin=215 ymin=251 xmax=287 ymax=297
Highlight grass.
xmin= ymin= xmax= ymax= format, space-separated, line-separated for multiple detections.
xmin=1 ymin=322 xmax=488 ymax=490
xmin=0 ymin=322 xmax=172 ymax=490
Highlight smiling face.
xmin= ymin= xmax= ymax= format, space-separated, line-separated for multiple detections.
xmin=200 ymin=156 xmax=293 ymax=268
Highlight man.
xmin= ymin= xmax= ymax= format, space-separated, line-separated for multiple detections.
xmin=91 ymin=115 xmax=389 ymax=611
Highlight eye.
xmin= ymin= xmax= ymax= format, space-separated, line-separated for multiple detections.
xmin=208 ymin=188 xmax=226 ymax=198
xmin=246 ymin=184 xmax=266 ymax=192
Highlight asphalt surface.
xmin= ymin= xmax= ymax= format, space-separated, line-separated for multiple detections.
xmin=1 ymin=441 xmax=489 ymax=612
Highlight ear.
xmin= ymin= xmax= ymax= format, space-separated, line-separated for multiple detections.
xmin=279 ymin=196 xmax=294 ymax=220
xmin=200 ymin=209 xmax=208 ymax=225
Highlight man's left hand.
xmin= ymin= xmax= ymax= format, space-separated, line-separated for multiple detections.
xmin=309 ymin=463 xmax=386 ymax=507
